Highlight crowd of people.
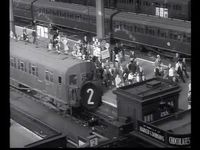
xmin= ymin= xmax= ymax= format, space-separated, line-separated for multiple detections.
xmin=10 ymin=28 xmax=190 ymax=86
xmin=10 ymin=27 xmax=38 ymax=46
xmin=11 ymin=27 xmax=190 ymax=87
xmin=153 ymin=53 xmax=189 ymax=83
xmin=46 ymin=29 xmax=147 ymax=88
xmin=10 ymin=27 xmax=191 ymax=109
xmin=153 ymin=53 xmax=191 ymax=109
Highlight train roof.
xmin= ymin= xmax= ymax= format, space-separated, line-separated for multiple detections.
xmin=10 ymin=40 xmax=86 ymax=73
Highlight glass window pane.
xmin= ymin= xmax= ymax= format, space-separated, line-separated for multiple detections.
xmin=17 ymin=60 xmax=20 ymax=69
xmin=50 ymin=72 xmax=53 ymax=82
xmin=69 ymin=75 xmax=77 ymax=85
xmin=36 ymin=67 xmax=38 ymax=76
xmin=24 ymin=63 xmax=27 ymax=72
xmin=32 ymin=66 xmax=36 ymax=75
xmin=29 ymin=63 xmax=31 ymax=74
xmin=58 ymin=76 xmax=62 ymax=84
xmin=13 ymin=58 xmax=16 ymax=68
xmin=45 ymin=71 xmax=49 ymax=81
xmin=20 ymin=62 xmax=24 ymax=71
xmin=10 ymin=58 xmax=14 ymax=67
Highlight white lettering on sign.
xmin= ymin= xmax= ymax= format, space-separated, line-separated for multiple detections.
xmin=139 ymin=126 xmax=165 ymax=142
xmin=87 ymin=88 xmax=94 ymax=105
xmin=149 ymin=130 xmax=165 ymax=141
xmin=139 ymin=126 xmax=149 ymax=134
xmin=169 ymin=137 xmax=190 ymax=145
xmin=160 ymin=110 xmax=169 ymax=117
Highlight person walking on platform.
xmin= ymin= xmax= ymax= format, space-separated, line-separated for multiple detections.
xmin=163 ymin=64 xmax=170 ymax=79
xmin=53 ymin=29 xmax=59 ymax=48
xmin=62 ymin=37 xmax=69 ymax=54
xmin=154 ymin=55 xmax=162 ymax=77
xmin=123 ymin=64 xmax=129 ymax=85
xmin=128 ymin=72 xmax=136 ymax=85
xmin=173 ymin=53 xmax=180 ymax=65
xmin=130 ymin=50 xmax=136 ymax=61
xmin=182 ymin=58 xmax=189 ymax=79
xmin=115 ymin=73 xmax=123 ymax=88
xmin=103 ymin=66 xmax=111 ymax=87
xmin=32 ymin=29 xmax=38 ymax=47
xmin=175 ymin=60 xmax=185 ymax=83
xmin=138 ymin=66 xmax=145 ymax=82
xmin=114 ymin=43 xmax=120 ymax=55
xmin=22 ymin=28 xmax=29 ymax=44
xmin=168 ymin=64 xmax=177 ymax=82
xmin=128 ymin=58 xmax=137 ymax=74
xmin=48 ymin=39 xmax=53 ymax=51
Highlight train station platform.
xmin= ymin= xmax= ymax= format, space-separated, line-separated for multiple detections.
xmin=10 ymin=29 xmax=191 ymax=111
xmin=10 ymin=119 xmax=42 ymax=148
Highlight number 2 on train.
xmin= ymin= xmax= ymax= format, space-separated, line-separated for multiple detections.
xmin=87 ymin=88 xmax=94 ymax=105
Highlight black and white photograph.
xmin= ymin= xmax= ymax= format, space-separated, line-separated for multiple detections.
xmin=10 ymin=0 xmax=191 ymax=148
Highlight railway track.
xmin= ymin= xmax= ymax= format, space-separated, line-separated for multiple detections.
xmin=10 ymin=85 xmax=115 ymax=134
xmin=10 ymin=105 xmax=59 ymax=139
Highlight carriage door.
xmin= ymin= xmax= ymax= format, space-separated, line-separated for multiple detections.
xmin=68 ymin=74 xmax=79 ymax=106
xmin=56 ymin=76 xmax=62 ymax=99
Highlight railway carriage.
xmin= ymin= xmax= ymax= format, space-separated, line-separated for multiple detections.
xmin=12 ymin=0 xmax=191 ymax=56
xmin=110 ymin=12 xmax=191 ymax=55
xmin=10 ymin=41 xmax=102 ymax=110
xmin=55 ymin=0 xmax=191 ymax=21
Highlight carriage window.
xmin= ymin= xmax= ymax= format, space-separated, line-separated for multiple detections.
xmin=10 ymin=58 xmax=14 ymax=67
xmin=45 ymin=70 xmax=53 ymax=82
xmin=13 ymin=58 xmax=16 ymax=68
xmin=32 ymin=66 xmax=36 ymax=75
xmin=20 ymin=62 xmax=24 ymax=71
xmin=81 ymin=73 xmax=87 ymax=82
xmin=50 ymin=72 xmax=53 ymax=82
xmin=45 ymin=71 xmax=49 ymax=81
xmin=186 ymin=36 xmax=191 ymax=43
xmin=17 ymin=60 xmax=20 ymax=70
xmin=36 ymin=67 xmax=38 ymax=76
xmin=69 ymin=75 xmax=77 ymax=85
xmin=29 ymin=63 xmax=31 ymax=74
xmin=58 ymin=76 xmax=62 ymax=84
xmin=24 ymin=63 xmax=27 ymax=72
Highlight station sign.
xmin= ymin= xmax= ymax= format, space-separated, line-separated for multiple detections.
xmin=137 ymin=120 xmax=191 ymax=147
xmin=137 ymin=120 xmax=165 ymax=143
xmin=155 ymin=7 xmax=168 ymax=18
xmin=167 ymin=133 xmax=191 ymax=147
